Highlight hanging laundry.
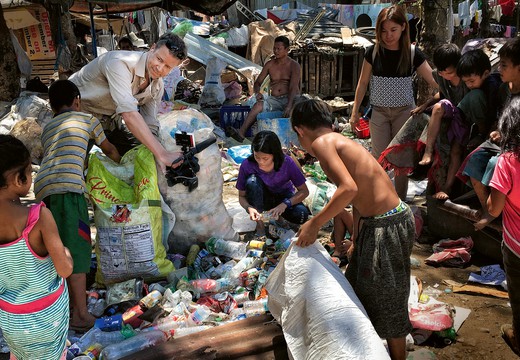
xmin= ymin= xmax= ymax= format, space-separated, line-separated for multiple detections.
xmin=458 ymin=0 xmax=471 ymax=27
xmin=138 ymin=11 xmax=145 ymax=27
xmin=499 ymin=0 xmax=515 ymax=16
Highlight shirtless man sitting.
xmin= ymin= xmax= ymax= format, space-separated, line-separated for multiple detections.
xmin=234 ymin=35 xmax=301 ymax=141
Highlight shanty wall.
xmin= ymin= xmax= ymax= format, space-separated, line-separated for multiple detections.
xmin=245 ymin=0 xmax=336 ymax=11
xmin=291 ymin=47 xmax=364 ymax=98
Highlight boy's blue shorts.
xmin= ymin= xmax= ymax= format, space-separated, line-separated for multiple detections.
xmin=461 ymin=147 xmax=499 ymax=186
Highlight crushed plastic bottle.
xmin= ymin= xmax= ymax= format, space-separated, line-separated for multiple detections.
xmin=173 ymin=325 xmax=213 ymax=338
xmin=66 ymin=327 xmax=100 ymax=359
xmin=92 ymin=325 xmax=135 ymax=347
xmin=99 ymin=330 xmax=169 ymax=360
xmin=185 ymin=305 xmax=211 ymax=326
xmin=205 ymin=237 xmax=247 ymax=260
xmin=90 ymin=297 xmax=107 ymax=318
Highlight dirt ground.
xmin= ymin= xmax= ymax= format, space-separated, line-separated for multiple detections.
xmin=222 ymin=181 xmax=518 ymax=360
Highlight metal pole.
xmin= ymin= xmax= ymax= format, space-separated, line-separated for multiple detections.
xmin=105 ymin=4 xmax=114 ymax=50
xmin=89 ymin=2 xmax=98 ymax=58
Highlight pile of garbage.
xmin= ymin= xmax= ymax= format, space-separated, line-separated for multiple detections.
xmin=65 ymin=226 xmax=296 ymax=359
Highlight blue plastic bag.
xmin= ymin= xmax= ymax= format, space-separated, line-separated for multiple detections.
xmin=227 ymin=145 xmax=252 ymax=165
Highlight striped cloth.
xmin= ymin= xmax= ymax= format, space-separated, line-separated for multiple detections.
xmin=0 ymin=203 xmax=69 ymax=360
xmin=34 ymin=111 xmax=106 ymax=202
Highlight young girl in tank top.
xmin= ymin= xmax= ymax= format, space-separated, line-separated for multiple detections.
xmin=0 ymin=135 xmax=73 ymax=360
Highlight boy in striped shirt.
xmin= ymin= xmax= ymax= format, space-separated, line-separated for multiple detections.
xmin=35 ymin=80 xmax=120 ymax=331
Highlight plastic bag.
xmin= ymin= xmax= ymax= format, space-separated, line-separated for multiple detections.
xmin=409 ymin=297 xmax=455 ymax=331
xmin=226 ymin=145 xmax=252 ymax=165
xmin=10 ymin=29 xmax=32 ymax=77
xmin=86 ymin=146 xmax=175 ymax=285
xmin=0 ymin=94 xmax=53 ymax=135
xmin=198 ymin=57 xmax=226 ymax=107
xmin=303 ymin=177 xmax=337 ymax=216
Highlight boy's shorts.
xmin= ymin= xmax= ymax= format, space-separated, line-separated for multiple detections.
xmin=457 ymin=141 xmax=500 ymax=186
xmin=346 ymin=203 xmax=415 ymax=339
xmin=440 ymin=99 xmax=470 ymax=146
xmin=44 ymin=193 xmax=92 ymax=274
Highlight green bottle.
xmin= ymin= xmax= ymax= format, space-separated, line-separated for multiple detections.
xmin=436 ymin=327 xmax=457 ymax=344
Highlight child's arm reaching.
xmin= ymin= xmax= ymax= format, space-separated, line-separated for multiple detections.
xmin=99 ymin=139 xmax=121 ymax=163
xmin=487 ymin=187 xmax=506 ymax=218
xmin=39 ymin=207 xmax=73 ymax=278
xmin=412 ymin=92 xmax=441 ymax=115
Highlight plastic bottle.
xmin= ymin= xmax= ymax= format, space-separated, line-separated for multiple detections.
xmin=173 ymin=325 xmax=213 ymax=338
xmin=78 ymin=343 xmax=103 ymax=359
xmin=213 ymin=259 xmax=237 ymax=278
xmin=149 ymin=315 xmax=185 ymax=333
xmin=86 ymin=291 xmax=99 ymax=314
xmin=261 ymin=212 xmax=276 ymax=221
xmin=66 ymin=327 xmax=101 ymax=359
xmin=92 ymin=325 xmax=135 ymax=347
xmin=186 ymin=244 xmax=200 ymax=266
xmin=99 ymin=330 xmax=169 ymax=360
xmin=242 ymin=297 xmax=269 ymax=314
xmin=186 ymin=305 xmax=211 ymax=326
xmin=90 ymin=298 xmax=107 ymax=318
xmin=435 ymin=327 xmax=457 ymax=345
xmin=205 ymin=237 xmax=247 ymax=259
xmin=189 ymin=279 xmax=219 ymax=294
xmin=228 ymin=257 xmax=255 ymax=281
xmin=94 ymin=314 xmax=123 ymax=332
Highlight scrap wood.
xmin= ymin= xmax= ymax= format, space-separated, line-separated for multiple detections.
xmin=451 ymin=284 xmax=509 ymax=299
xmin=340 ymin=27 xmax=354 ymax=45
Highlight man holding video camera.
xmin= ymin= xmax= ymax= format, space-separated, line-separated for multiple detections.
xmin=69 ymin=33 xmax=187 ymax=170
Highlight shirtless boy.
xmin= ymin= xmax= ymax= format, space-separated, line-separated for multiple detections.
xmin=291 ymin=99 xmax=415 ymax=360
xmin=235 ymin=35 xmax=301 ymax=140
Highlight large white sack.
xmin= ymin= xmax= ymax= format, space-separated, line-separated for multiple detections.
xmin=265 ymin=241 xmax=390 ymax=360
xmin=157 ymin=108 xmax=238 ymax=254
xmin=0 ymin=94 xmax=53 ymax=134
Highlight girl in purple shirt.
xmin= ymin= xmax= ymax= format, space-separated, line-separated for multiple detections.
xmin=236 ymin=131 xmax=310 ymax=236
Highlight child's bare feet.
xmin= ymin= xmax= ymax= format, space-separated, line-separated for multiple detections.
xmin=419 ymin=151 xmax=433 ymax=166
xmin=433 ymin=191 xmax=450 ymax=200
xmin=475 ymin=211 xmax=496 ymax=230
xmin=70 ymin=311 xmax=96 ymax=332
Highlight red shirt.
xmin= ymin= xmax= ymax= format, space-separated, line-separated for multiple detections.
xmin=489 ymin=153 xmax=520 ymax=256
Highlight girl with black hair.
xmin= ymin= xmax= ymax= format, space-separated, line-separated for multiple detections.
xmin=236 ymin=131 xmax=310 ymax=236
xmin=0 ymin=135 xmax=73 ymax=360
xmin=479 ymin=98 xmax=520 ymax=356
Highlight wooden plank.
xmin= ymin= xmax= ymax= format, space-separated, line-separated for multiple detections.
xmin=30 ymin=59 xmax=57 ymax=85
xmin=121 ymin=314 xmax=289 ymax=360
xmin=452 ymin=284 xmax=509 ymax=299
xmin=340 ymin=27 xmax=353 ymax=46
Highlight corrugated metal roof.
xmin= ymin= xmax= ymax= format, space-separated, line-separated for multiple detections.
xmin=184 ymin=32 xmax=262 ymax=71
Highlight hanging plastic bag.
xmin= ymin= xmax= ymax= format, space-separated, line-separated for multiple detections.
xmin=10 ymin=30 xmax=32 ymax=77
xmin=198 ymin=57 xmax=226 ymax=107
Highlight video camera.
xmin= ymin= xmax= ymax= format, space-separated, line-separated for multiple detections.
xmin=165 ymin=132 xmax=217 ymax=192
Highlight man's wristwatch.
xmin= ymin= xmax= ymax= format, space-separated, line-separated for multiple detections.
xmin=282 ymin=198 xmax=292 ymax=209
